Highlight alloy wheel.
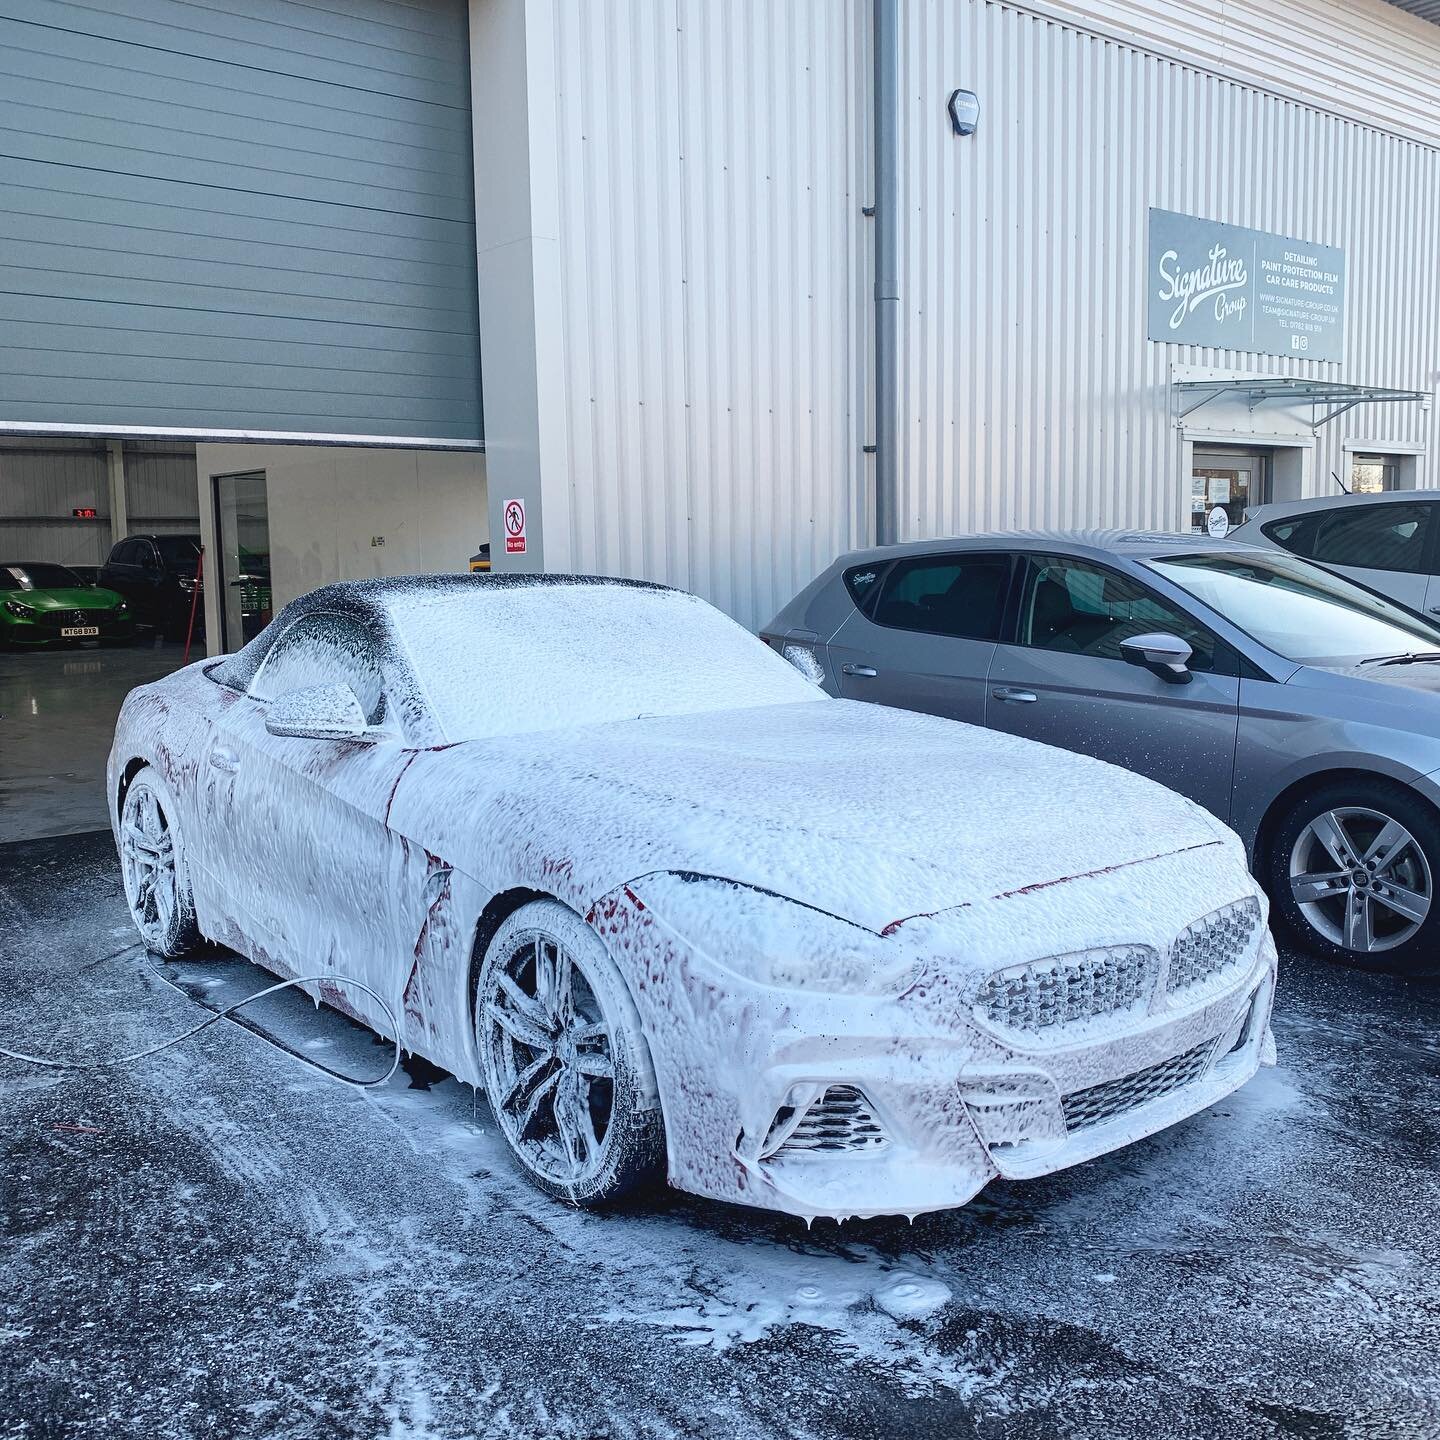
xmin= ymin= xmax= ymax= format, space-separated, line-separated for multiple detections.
xmin=1289 ymin=805 xmax=1432 ymax=954
xmin=480 ymin=929 xmax=618 ymax=1187
xmin=120 ymin=783 xmax=179 ymax=949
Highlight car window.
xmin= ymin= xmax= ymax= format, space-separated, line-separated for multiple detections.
xmin=2 ymin=564 xmax=82 ymax=590
xmin=1308 ymin=503 xmax=1432 ymax=574
xmin=154 ymin=536 xmax=202 ymax=570
xmin=109 ymin=541 xmax=138 ymax=565
xmin=1017 ymin=556 xmax=1217 ymax=672
xmin=249 ymin=612 xmax=389 ymax=726
xmin=870 ymin=554 xmax=1011 ymax=640
xmin=1146 ymin=550 xmax=1440 ymax=667
xmin=843 ymin=564 xmax=886 ymax=617
xmin=1259 ymin=516 xmax=1316 ymax=556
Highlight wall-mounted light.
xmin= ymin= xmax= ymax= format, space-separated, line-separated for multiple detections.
xmin=947 ymin=88 xmax=979 ymax=136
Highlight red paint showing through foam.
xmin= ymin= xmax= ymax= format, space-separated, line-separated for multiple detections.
xmin=879 ymin=841 xmax=1220 ymax=937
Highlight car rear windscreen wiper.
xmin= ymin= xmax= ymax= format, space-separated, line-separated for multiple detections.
xmin=1359 ymin=651 xmax=1440 ymax=667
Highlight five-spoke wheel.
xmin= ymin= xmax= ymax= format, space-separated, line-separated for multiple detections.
xmin=118 ymin=768 xmax=199 ymax=957
xmin=1270 ymin=780 xmax=1439 ymax=975
xmin=476 ymin=900 xmax=664 ymax=1204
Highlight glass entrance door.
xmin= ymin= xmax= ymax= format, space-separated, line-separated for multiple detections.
xmin=213 ymin=471 xmax=271 ymax=651
xmin=1191 ymin=450 xmax=1268 ymax=533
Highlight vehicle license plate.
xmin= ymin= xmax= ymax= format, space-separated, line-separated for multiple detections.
xmin=61 ymin=626 xmax=99 ymax=637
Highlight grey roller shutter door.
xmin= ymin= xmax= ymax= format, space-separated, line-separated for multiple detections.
xmin=0 ymin=0 xmax=482 ymax=445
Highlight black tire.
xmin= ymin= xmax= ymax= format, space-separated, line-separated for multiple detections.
xmin=117 ymin=767 xmax=202 ymax=958
xmin=1266 ymin=777 xmax=1440 ymax=977
xmin=475 ymin=900 xmax=665 ymax=1205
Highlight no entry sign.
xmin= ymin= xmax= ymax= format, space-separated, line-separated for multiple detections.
xmin=504 ymin=498 xmax=527 ymax=555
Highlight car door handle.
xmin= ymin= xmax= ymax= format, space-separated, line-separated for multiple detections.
xmin=1430 ymin=606 xmax=1440 ymax=616
xmin=208 ymin=745 xmax=240 ymax=773
xmin=841 ymin=663 xmax=878 ymax=678
xmin=992 ymin=687 xmax=1038 ymax=703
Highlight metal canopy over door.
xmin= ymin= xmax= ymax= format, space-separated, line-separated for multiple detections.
xmin=0 ymin=0 xmax=481 ymax=446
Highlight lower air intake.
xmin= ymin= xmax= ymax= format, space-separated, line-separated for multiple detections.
xmin=763 ymin=1085 xmax=888 ymax=1158
xmin=1062 ymin=1040 xmax=1214 ymax=1133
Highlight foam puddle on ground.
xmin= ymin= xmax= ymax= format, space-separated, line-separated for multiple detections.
xmin=154 ymin=952 xmax=985 ymax=1398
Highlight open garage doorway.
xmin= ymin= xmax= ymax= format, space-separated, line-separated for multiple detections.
xmin=0 ymin=438 xmax=200 ymax=841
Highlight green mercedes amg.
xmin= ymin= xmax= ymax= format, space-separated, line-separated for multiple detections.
xmin=1 ymin=562 xmax=135 ymax=648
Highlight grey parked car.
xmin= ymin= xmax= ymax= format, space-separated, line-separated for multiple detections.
xmin=1230 ymin=489 xmax=1440 ymax=617
xmin=764 ymin=531 xmax=1440 ymax=974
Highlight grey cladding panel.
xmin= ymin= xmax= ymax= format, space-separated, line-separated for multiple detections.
xmin=0 ymin=0 xmax=481 ymax=443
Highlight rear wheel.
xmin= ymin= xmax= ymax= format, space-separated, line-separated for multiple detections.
xmin=1268 ymin=779 xmax=1439 ymax=976
xmin=118 ymin=768 xmax=201 ymax=957
xmin=476 ymin=900 xmax=664 ymax=1205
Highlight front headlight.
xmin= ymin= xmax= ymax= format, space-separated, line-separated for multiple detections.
xmin=4 ymin=600 xmax=35 ymax=619
xmin=114 ymin=600 xmax=128 ymax=613
xmin=629 ymin=871 xmax=916 ymax=995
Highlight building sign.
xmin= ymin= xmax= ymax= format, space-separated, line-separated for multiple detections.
xmin=1147 ymin=208 xmax=1345 ymax=362
xmin=503 ymin=497 xmax=527 ymax=555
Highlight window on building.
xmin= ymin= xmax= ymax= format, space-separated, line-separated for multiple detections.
xmin=1308 ymin=503 xmax=1432 ymax=575
xmin=1016 ymin=556 xmax=1217 ymax=671
xmin=1350 ymin=454 xmax=1399 ymax=494
xmin=870 ymin=554 xmax=1011 ymax=640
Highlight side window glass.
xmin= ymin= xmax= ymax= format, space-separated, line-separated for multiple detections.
xmin=1018 ymin=557 xmax=1217 ymax=672
xmin=250 ymin=613 xmax=388 ymax=725
xmin=1309 ymin=504 xmax=1432 ymax=575
xmin=870 ymin=555 xmax=1010 ymax=640
xmin=112 ymin=541 xmax=138 ymax=565
xmin=1261 ymin=517 xmax=1314 ymax=557
xmin=843 ymin=564 xmax=885 ymax=616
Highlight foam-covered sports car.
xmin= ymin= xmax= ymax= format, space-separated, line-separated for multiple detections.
xmin=108 ymin=575 xmax=1276 ymax=1219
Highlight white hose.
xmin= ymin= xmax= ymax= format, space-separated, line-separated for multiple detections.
xmin=0 ymin=969 xmax=403 ymax=1089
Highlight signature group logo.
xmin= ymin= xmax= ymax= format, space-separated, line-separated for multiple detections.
xmin=1156 ymin=242 xmax=1249 ymax=330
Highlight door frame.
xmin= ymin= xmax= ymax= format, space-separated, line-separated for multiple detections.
xmin=209 ymin=469 xmax=270 ymax=654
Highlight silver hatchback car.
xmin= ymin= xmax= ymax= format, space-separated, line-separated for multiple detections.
xmin=764 ymin=531 xmax=1440 ymax=975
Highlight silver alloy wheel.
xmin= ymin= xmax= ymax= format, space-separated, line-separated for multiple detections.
xmin=480 ymin=928 xmax=618 ymax=1188
xmin=120 ymin=782 xmax=179 ymax=949
xmin=1289 ymin=805 xmax=1433 ymax=953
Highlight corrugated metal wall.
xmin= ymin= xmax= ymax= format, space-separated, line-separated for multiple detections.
xmin=1019 ymin=0 xmax=1440 ymax=148
xmin=894 ymin=0 xmax=1440 ymax=538
xmin=0 ymin=439 xmax=198 ymax=565
xmin=548 ymin=0 xmax=870 ymax=629
xmin=542 ymin=0 xmax=1437 ymax=625
xmin=0 ymin=0 xmax=481 ymax=444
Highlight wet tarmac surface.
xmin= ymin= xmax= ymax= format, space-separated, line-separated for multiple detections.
xmin=3 ymin=830 xmax=1439 ymax=1439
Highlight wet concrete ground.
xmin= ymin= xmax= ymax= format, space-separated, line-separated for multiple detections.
xmin=3 ymin=830 xmax=1439 ymax=1439
xmin=0 ymin=641 xmax=189 ymax=844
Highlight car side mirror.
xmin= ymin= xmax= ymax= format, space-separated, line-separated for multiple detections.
xmin=1120 ymin=632 xmax=1193 ymax=684
xmin=265 ymin=683 xmax=377 ymax=741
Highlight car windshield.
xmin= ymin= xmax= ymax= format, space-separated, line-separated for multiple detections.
xmin=3 ymin=563 xmax=82 ymax=590
xmin=1145 ymin=550 xmax=1440 ymax=666
xmin=154 ymin=536 xmax=201 ymax=569
xmin=384 ymin=581 xmax=825 ymax=742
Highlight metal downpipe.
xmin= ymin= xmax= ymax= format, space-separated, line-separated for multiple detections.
xmin=872 ymin=0 xmax=900 ymax=548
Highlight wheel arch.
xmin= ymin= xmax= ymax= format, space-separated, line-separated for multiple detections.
xmin=1254 ymin=767 xmax=1440 ymax=877
xmin=464 ymin=885 xmax=663 ymax=1112
xmin=115 ymin=755 xmax=151 ymax=822
xmin=465 ymin=885 xmax=551 ymax=1034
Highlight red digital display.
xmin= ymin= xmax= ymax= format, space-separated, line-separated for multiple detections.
xmin=72 ymin=507 xmax=97 ymax=519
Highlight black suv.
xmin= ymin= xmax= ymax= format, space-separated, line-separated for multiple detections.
xmin=99 ymin=534 xmax=204 ymax=642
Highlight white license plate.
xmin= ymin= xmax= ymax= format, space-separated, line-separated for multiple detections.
xmin=60 ymin=626 xmax=99 ymax=637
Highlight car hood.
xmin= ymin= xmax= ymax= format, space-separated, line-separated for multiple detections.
xmin=392 ymin=698 xmax=1233 ymax=934
xmin=1 ymin=585 xmax=121 ymax=609
xmin=1318 ymin=659 xmax=1440 ymax=697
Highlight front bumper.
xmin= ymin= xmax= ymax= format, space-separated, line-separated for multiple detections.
xmin=1 ymin=612 xmax=135 ymax=645
xmin=593 ymin=855 xmax=1278 ymax=1221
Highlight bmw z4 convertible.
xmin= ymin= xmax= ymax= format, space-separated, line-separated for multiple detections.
xmin=108 ymin=575 xmax=1277 ymax=1220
